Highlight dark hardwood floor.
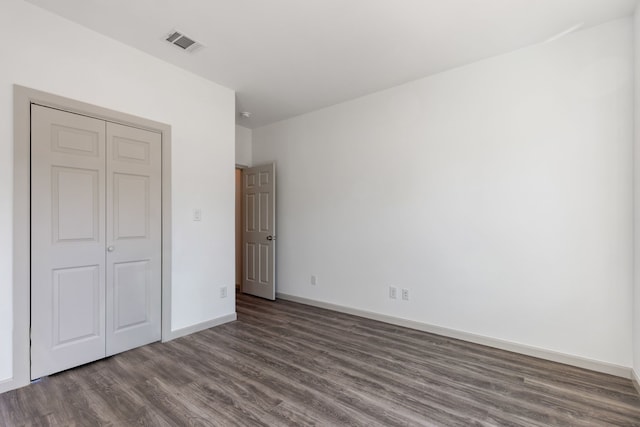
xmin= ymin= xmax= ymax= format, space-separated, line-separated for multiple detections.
xmin=1 ymin=293 xmax=640 ymax=426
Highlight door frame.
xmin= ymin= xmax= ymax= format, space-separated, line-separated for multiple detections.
xmin=11 ymin=85 xmax=173 ymax=389
xmin=235 ymin=163 xmax=249 ymax=294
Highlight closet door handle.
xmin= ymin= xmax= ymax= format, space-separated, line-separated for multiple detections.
xmin=107 ymin=246 xmax=115 ymax=252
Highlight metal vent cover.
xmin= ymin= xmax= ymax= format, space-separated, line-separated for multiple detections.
xmin=165 ymin=30 xmax=203 ymax=52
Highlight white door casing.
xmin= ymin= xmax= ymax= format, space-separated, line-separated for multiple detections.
xmin=30 ymin=105 xmax=162 ymax=379
xmin=31 ymin=105 xmax=107 ymax=379
xmin=242 ymin=163 xmax=276 ymax=300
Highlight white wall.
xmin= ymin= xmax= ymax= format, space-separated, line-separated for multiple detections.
xmin=0 ymin=0 xmax=235 ymax=383
xmin=254 ymin=19 xmax=634 ymax=368
xmin=236 ymin=125 xmax=253 ymax=166
xmin=634 ymin=6 xmax=640 ymax=380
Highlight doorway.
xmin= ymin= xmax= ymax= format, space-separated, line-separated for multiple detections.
xmin=30 ymin=104 xmax=162 ymax=379
xmin=235 ymin=168 xmax=243 ymax=292
xmin=239 ymin=163 xmax=276 ymax=300
xmin=12 ymin=85 xmax=173 ymax=389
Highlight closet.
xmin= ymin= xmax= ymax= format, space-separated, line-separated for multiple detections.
xmin=30 ymin=104 xmax=162 ymax=379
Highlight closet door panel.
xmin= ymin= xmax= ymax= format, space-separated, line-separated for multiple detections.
xmin=106 ymin=122 xmax=162 ymax=356
xmin=31 ymin=105 xmax=107 ymax=379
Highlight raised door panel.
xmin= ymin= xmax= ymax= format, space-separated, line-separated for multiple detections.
xmin=113 ymin=173 xmax=150 ymax=240
xmin=52 ymin=266 xmax=101 ymax=346
xmin=113 ymin=260 xmax=152 ymax=331
xmin=245 ymin=193 xmax=257 ymax=232
xmin=259 ymin=243 xmax=270 ymax=284
xmin=50 ymin=124 xmax=101 ymax=157
xmin=112 ymin=136 xmax=151 ymax=165
xmin=52 ymin=167 xmax=100 ymax=242
xmin=245 ymin=242 xmax=256 ymax=282
xmin=31 ymin=105 xmax=107 ymax=379
xmin=259 ymin=191 xmax=270 ymax=233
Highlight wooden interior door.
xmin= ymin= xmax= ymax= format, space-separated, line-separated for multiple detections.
xmin=242 ymin=163 xmax=276 ymax=300
xmin=31 ymin=105 xmax=107 ymax=379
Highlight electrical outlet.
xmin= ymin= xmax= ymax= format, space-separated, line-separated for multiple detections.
xmin=401 ymin=288 xmax=409 ymax=301
xmin=311 ymin=275 xmax=317 ymax=286
xmin=193 ymin=208 xmax=202 ymax=221
xmin=220 ymin=286 xmax=227 ymax=298
xmin=389 ymin=286 xmax=397 ymax=299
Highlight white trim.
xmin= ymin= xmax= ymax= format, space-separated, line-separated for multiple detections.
xmin=277 ymin=293 xmax=632 ymax=379
xmin=0 ymin=377 xmax=16 ymax=394
xmin=11 ymin=85 xmax=173 ymax=393
xmin=632 ymin=370 xmax=640 ymax=396
xmin=165 ymin=313 xmax=237 ymax=341
xmin=11 ymin=86 xmax=32 ymax=392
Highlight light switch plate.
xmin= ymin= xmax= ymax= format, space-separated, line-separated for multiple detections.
xmin=193 ymin=208 xmax=202 ymax=221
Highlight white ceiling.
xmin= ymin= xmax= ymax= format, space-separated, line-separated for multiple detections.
xmin=25 ymin=0 xmax=638 ymax=128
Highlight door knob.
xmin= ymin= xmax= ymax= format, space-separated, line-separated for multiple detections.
xmin=266 ymin=236 xmax=276 ymax=241
xmin=107 ymin=246 xmax=115 ymax=252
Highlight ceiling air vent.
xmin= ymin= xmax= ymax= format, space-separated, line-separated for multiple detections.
xmin=165 ymin=30 xmax=203 ymax=52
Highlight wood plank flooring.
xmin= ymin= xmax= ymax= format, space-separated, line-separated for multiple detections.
xmin=1 ymin=293 xmax=640 ymax=426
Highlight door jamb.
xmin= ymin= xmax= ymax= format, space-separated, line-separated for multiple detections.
xmin=235 ymin=164 xmax=248 ymax=294
xmin=10 ymin=85 xmax=173 ymax=391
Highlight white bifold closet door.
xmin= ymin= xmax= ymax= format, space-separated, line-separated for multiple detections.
xmin=30 ymin=104 xmax=161 ymax=379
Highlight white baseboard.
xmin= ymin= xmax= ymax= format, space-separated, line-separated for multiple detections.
xmin=164 ymin=313 xmax=237 ymax=341
xmin=0 ymin=377 xmax=19 ymax=395
xmin=277 ymin=293 xmax=632 ymax=379
xmin=632 ymin=370 xmax=640 ymax=396
xmin=0 ymin=375 xmax=30 ymax=395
